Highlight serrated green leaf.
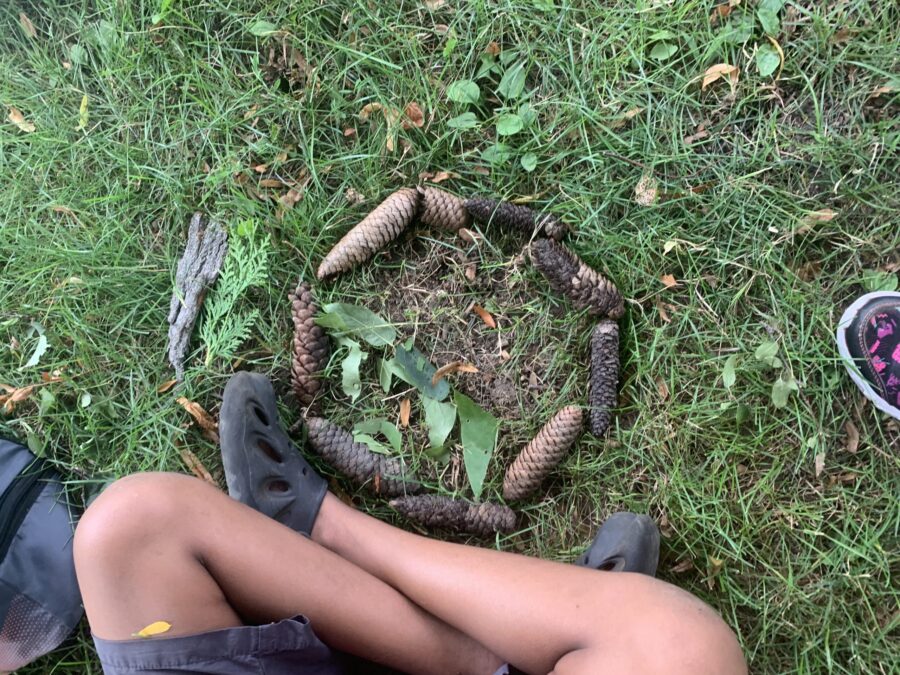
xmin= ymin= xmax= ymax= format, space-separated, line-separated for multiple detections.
xmin=454 ymin=392 xmax=498 ymax=499
xmin=771 ymin=375 xmax=798 ymax=408
xmin=496 ymin=113 xmax=524 ymax=136
xmin=756 ymin=8 xmax=780 ymax=35
xmin=756 ymin=43 xmax=781 ymax=77
xmin=481 ymin=143 xmax=513 ymax=165
xmin=378 ymin=357 xmax=394 ymax=393
xmin=520 ymin=152 xmax=538 ymax=172
xmin=723 ymin=354 xmax=738 ymax=389
xmin=754 ymin=341 xmax=780 ymax=368
xmin=649 ymin=41 xmax=678 ymax=61
xmin=319 ymin=303 xmax=396 ymax=347
xmin=423 ymin=396 xmax=456 ymax=450
xmin=447 ymin=112 xmax=479 ymax=130
xmin=339 ymin=339 xmax=367 ymax=402
xmin=248 ymin=20 xmax=278 ymax=37
xmin=394 ymin=344 xmax=450 ymax=401
xmin=447 ymin=80 xmax=480 ymax=104
xmin=498 ymin=62 xmax=527 ymax=99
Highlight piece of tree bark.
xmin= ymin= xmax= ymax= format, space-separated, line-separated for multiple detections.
xmin=417 ymin=186 xmax=471 ymax=232
xmin=306 ymin=417 xmax=420 ymax=496
xmin=464 ymin=197 xmax=568 ymax=241
xmin=503 ymin=406 xmax=583 ymax=501
xmin=289 ymin=280 xmax=330 ymax=411
xmin=589 ymin=320 xmax=620 ymax=436
xmin=166 ymin=213 xmax=228 ymax=381
xmin=390 ymin=494 xmax=517 ymax=536
xmin=530 ymin=239 xmax=625 ymax=319
xmin=317 ymin=188 xmax=420 ymax=279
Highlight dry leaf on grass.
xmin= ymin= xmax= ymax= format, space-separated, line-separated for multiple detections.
xmin=706 ymin=556 xmax=724 ymax=590
xmin=429 ymin=170 xmax=458 ymax=184
xmin=660 ymin=274 xmax=679 ymax=288
xmin=796 ymin=208 xmax=837 ymax=234
xmin=1 ymin=384 xmax=37 ymax=414
xmin=815 ymin=452 xmax=825 ymax=477
xmin=179 ymin=445 xmax=218 ymax=488
xmin=343 ymin=127 xmax=356 ymax=137
xmin=424 ymin=0 xmax=447 ymax=9
xmin=464 ymin=263 xmax=477 ymax=281
xmin=472 ymin=304 xmax=496 ymax=328
xmin=8 ymin=107 xmax=36 ymax=133
xmin=431 ymin=361 xmax=479 ymax=386
xmin=844 ymin=420 xmax=860 ymax=454
xmin=671 ymin=559 xmax=695 ymax=574
xmin=457 ymin=228 xmax=481 ymax=244
xmin=655 ymin=376 xmax=670 ymax=400
xmin=157 ymin=379 xmax=177 ymax=394
xmin=402 ymin=102 xmax=425 ymax=129
xmin=176 ymin=396 xmax=219 ymax=442
xmin=701 ymin=63 xmax=739 ymax=92
xmin=486 ymin=41 xmax=501 ymax=56
xmin=634 ymin=173 xmax=658 ymax=206
xmin=132 ymin=621 xmax=172 ymax=639
xmin=279 ymin=188 xmax=303 ymax=210
xmin=19 ymin=12 xmax=37 ymax=38
xmin=399 ymin=398 xmax=411 ymax=428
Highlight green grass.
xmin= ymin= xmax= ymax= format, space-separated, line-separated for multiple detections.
xmin=2 ymin=0 xmax=898 ymax=672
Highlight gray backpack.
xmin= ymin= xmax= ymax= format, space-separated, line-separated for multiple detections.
xmin=0 ymin=438 xmax=82 ymax=670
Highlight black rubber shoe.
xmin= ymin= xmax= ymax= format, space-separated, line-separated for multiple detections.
xmin=219 ymin=371 xmax=328 ymax=536
xmin=576 ymin=512 xmax=660 ymax=576
xmin=836 ymin=291 xmax=900 ymax=422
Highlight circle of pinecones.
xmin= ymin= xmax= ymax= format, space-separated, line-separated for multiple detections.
xmin=290 ymin=185 xmax=624 ymax=536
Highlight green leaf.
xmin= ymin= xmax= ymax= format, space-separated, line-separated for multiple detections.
xmin=353 ymin=433 xmax=391 ymax=455
xmin=481 ymin=143 xmax=513 ymax=165
xmin=649 ymin=41 xmax=678 ymax=61
xmin=771 ymin=375 xmax=798 ymax=409
xmin=248 ymin=20 xmax=279 ymax=37
xmin=381 ymin=421 xmax=402 ymax=452
xmin=648 ymin=29 xmax=677 ymax=42
xmin=80 ymin=392 xmax=92 ymax=408
xmin=454 ymin=392 xmax=499 ymax=499
xmin=69 ymin=43 xmax=87 ymax=65
xmin=354 ymin=418 xmax=402 ymax=453
xmin=339 ymin=339 xmax=367 ymax=402
xmin=517 ymin=103 xmax=537 ymax=127
xmin=319 ymin=303 xmax=396 ymax=347
xmin=76 ymin=94 xmax=89 ymax=131
xmin=723 ymin=14 xmax=755 ymax=44
xmin=861 ymin=270 xmax=899 ymax=292
xmin=497 ymin=61 xmax=527 ymax=99
xmin=755 ymin=43 xmax=781 ymax=77
xmin=447 ymin=80 xmax=480 ymax=104
xmin=38 ymin=388 xmax=56 ymax=415
xmin=423 ymin=396 xmax=457 ymax=450
xmin=394 ymin=343 xmax=450 ymax=401
xmin=443 ymin=32 xmax=459 ymax=58
xmin=378 ymin=357 xmax=394 ymax=393
xmin=735 ymin=404 xmax=751 ymax=426
xmin=754 ymin=341 xmax=780 ymax=369
xmin=759 ymin=0 xmax=786 ymax=12
xmin=723 ymin=354 xmax=738 ymax=389
xmin=151 ymin=0 xmax=174 ymax=23
xmin=520 ymin=152 xmax=538 ymax=172
xmin=756 ymin=8 xmax=780 ymax=36
xmin=495 ymin=113 xmax=524 ymax=136
xmin=22 ymin=334 xmax=48 ymax=369
xmin=447 ymin=112 xmax=479 ymax=130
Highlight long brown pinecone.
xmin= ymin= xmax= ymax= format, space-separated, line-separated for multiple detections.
xmin=306 ymin=417 xmax=420 ymax=496
xmin=417 ymin=186 xmax=471 ymax=232
xmin=390 ymin=495 xmax=516 ymax=536
xmin=530 ymin=239 xmax=625 ymax=319
xmin=317 ymin=188 xmax=420 ymax=279
xmin=502 ymin=406 xmax=583 ymax=501
xmin=589 ymin=320 xmax=620 ymax=436
xmin=288 ymin=281 xmax=330 ymax=410
xmin=464 ymin=197 xmax=567 ymax=241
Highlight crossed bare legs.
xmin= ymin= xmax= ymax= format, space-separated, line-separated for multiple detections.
xmin=74 ymin=473 xmax=746 ymax=674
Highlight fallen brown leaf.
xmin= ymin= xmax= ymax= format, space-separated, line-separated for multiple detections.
xmin=815 ymin=452 xmax=825 ymax=477
xmin=430 ymin=170 xmax=458 ymax=184
xmin=19 ymin=12 xmax=37 ymax=38
xmin=1 ymin=384 xmax=36 ymax=414
xmin=660 ymin=274 xmax=679 ymax=288
xmin=655 ymin=375 xmax=670 ymax=401
xmin=343 ymin=127 xmax=357 ymax=137
xmin=655 ymin=297 xmax=672 ymax=323
xmin=253 ymin=164 xmax=268 ymax=173
xmin=279 ymin=187 xmax=303 ymax=210
xmin=424 ymin=0 xmax=447 ymax=9
xmin=157 ymin=379 xmax=177 ymax=394
xmin=458 ymin=228 xmax=481 ymax=244
xmin=701 ymin=63 xmax=739 ymax=92
xmin=464 ymin=263 xmax=477 ymax=281
xmin=402 ymin=102 xmax=425 ymax=129
xmin=844 ymin=420 xmax=859 ymax=454
xmin=345 ymin=187 xmax=366 ymax=204
xmin=683 ymin=126 xmax=709 ymax=145
xmin=671 ymin=559 xmax=694 ymax=574
xmin=473 ymin=304 xmax=496 ymax=329
xmin=869 ymin=85 xmax=895 ymax=98
xmin=706 ymin=556 xmax=724 ymax=590
xmin=176 ymin=396 xmax=219 ymax=442
xmin=485 ymin=41 xmax=501 ymax=56
xmin=798 ymin=208 xmax=837 ymax=234
xmin=830 ymin=27 xmax=852 ymax=44
xmin=258 ymin=178 xmax=284 ymax=188
xmin=634 ymin=172 xmax=658 ymax=206
xmin=179 ymin=445 xmax=218 ymax=488
xmin=432 ymin=361 xmax=479 ymax=386
xmin=399 ymin=398 xmax=411 ymax=428
xmin=8 ymin=107 xmax=36 ymax=133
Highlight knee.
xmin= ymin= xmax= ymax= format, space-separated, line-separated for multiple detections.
xmin=74 ymin=472 xmax=206 ymax=570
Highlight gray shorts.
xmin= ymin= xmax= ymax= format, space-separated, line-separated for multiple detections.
xmin=94 ymin=615 xmax=512 ymax=675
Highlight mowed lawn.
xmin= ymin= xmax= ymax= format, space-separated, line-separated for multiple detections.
xmin=1 ymin=1 xmax=898 ymax=673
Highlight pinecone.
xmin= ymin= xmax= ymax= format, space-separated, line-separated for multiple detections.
xmin=389 ymin=495 xmax=517 ymax=537
xmin=417 ymin=186 xmax=471 ymax=232
xmin=306 ymin=417 xmax=420 ymax=496
xmin=464 ymin=197 xmax=567 ymax=241
xmin=502 ymin=406 xmax=583 ymax=501
xmin=589 ymin=320 xmax=620 ymax=436
xmin=288 ymin=281 xmax=330 ymax=410
xmin=317 ymin=188 xmax=421 ymax=279
xmin=530 ymin=239 xmax=625 ymax=319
